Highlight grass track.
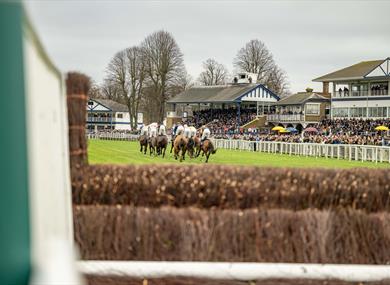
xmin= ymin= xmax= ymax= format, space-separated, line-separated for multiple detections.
xmin=88 ymin=139 xmax=390 ymax=169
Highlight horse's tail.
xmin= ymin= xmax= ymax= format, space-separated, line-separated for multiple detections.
xmin=188 ymin=138 xmax=194 ymax=148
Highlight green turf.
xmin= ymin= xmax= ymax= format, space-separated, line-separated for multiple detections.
xmin=88 ymin=139 xmax=390 ymax=169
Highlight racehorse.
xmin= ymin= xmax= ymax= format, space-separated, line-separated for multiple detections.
xmin=149 ymin=136 xmax=158 ymax=156
xmin=193 ymin=136 xmax=201 ymax=157
xmin=170 ymin=124 xmax=184 ymax=153
xmin=199 ymin=139 xmax=217 ymax=163
xmin=139 ymin=134 xmax=148 ymax=155
xmin=173 ymin=134 xmax=188 ymax=162
xmin=156 ymin=135 xmax=168 ymax=158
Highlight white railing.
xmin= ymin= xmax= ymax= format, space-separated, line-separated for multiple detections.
xmin=87 ymin=133 xmax=390 ymax=164
xmin=86 ymin=117 xmax=113 ymax=123
xmin=333 ymin=90 xmax=389 ymax=98
xmin=87 ymin=132 xmax=139 ymax=141
xmin=78 ymin=261 xmax=390 ymax=282
xmin=212 ymin=139 xmax=390 ymax=164
xmin=267 ymin=114 xmax=304 ymax=122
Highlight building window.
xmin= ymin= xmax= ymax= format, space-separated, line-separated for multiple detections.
xmin=371 ymin=82 xmax=389 ymax=96
xmin=350 ymin=107 xmax=367 ymax=118
xmin=117 ymin=113 xmax=123 ymax=119
xmin=332 ymin=108 xmax=348 ymax=118
xmin=305 ymin=103 xmax=320 ymax=115
xmin=368 ymin=107 xmax=387 ymax=118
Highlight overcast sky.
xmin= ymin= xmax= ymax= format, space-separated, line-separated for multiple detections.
xmin=25 ymin=0 xmax=390 ymax=93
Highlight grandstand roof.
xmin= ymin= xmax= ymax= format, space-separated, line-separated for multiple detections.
xmin=90 ymin=99 xmax=128 ymax=112
xmin=313 ymin=59 xmax=386 ymax=82
xmin=273 ymin=92 xmax=329 ymax=106
xmin=167 ymin=83 xmax=279 ymax=104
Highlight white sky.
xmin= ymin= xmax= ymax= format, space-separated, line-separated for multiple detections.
xmin=25 ymin=0 xmax=390 ymax=93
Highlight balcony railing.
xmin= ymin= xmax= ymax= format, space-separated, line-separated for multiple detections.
xmin=87 ymin=117 xmax=113 ymax=123
xmin=333 ymin=90 xmax=389 ymax=98
xmin=267 ymin=114 xmax=304 ymax=122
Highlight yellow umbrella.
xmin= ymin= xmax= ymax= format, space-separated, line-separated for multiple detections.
xmin=279 ymin=128 xmax=290 ymax=133
xmin=271 ymin=126 xmax=285 ymax=131
xmin=375 ymin=126 xmax=389 ymax=131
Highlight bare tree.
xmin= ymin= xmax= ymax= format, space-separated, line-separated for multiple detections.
xmin=125 ymin=46 xmax=146 ymax=128
xmin=169 ymin=70 xmax=193 ymax=95
xmin=234 ymin=39 xmax=274 ymax=82
xmin=198 ymin=58 xmax=229 ymax=86
xmin=141 ymin=30 xmax=185 ymax=122
xmin=233 ymin=39 xmax=289 ymax=96
xmin=101 ymin=79 xmax=123 ymax=103
xmin=105 ymin=46 xmax=146 ymax=128
xmin=88 ymin=81 xmax=104 ymax=99
xmin=266 ymin=66 xmax=290 ymax=97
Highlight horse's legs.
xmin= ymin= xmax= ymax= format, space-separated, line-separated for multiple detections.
xmin=195 ymin=147 xmax=200 ymax=157
xmin=170 ymin=141 xmax=174 ymax=153
xmin=183 ymin=147 xmax=187 ymax=161
xmin=162 ymin=146 xmax=166 ymax=158
xmin=205 ymin=151 xmax=210 ymax=163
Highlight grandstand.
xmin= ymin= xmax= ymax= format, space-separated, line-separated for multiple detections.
xmin=314 ymin=58 xmax=390 ymax=119
xmin=166 ymin=72 xmax=279 ymax=128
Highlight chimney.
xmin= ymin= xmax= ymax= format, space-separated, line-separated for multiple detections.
xmin=322 ymin=82 xmax=329 ymax=94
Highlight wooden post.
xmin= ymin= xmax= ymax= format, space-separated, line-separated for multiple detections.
xmin=66 ymin=72 xmax=90 ymax=169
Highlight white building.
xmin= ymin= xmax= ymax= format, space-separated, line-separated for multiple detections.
xmin=313 ymin=58 xmax=390 ymax=119
xmin=86 ymin=99 xmax=131 ymax=131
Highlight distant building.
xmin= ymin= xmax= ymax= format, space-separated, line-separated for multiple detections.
xmin=313 ymin=58 xmax=390 ymax=119
xmin=166 ymin=74 xmax=279 ymax=128
xmin=86 ymin=99 xmax=133 ymax=131
xmin=267 ymin=88 xmax=330 ymax=131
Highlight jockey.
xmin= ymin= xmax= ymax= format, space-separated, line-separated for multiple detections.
xmin=201 ymin=127 xmax=211 ymax=145
xmin=158 ymin=124 xmax=166 ymax=136
xmin=176 ymin=124 xmax=184 ymax=136
xmin=183 ymin=125 xmax=191 ymax=139
xmin=148 ymin=124 xmax=157 ymax=138
xmin=189 ymin=126 xmax=197 ymax=138
xmin=141 ymin=125 xmax=149 ymax=136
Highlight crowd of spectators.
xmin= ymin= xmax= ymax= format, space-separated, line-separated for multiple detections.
xmin=187 ymin=108 xmax=257 ymax=133
xmin=211 ymin=118 xmax=390 ymax=146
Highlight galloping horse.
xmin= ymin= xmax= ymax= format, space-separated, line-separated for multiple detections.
xmin=156 ymin=135 xmax=168 ymax=158
xmin=149 ymin=136 xmax=158 ymax=156
xmin=186 ymin=126 xmax=198 ymax=158
xmin=193 ymin=136 xmax=201 ymax=157
xmin=173 ymin=134 xmax=188 ymax=162
xmin=139 ymin=126 xmax=149 ymax=154
xmin=170 ymin=124 xmax=184 ymax=153
xmin=148 ymin=124 xmax=158 ymax=156
xmin=139 ymin=134 xmax=148 ymax=154
xmin=199 ymin=139 xmax=217 ymax=163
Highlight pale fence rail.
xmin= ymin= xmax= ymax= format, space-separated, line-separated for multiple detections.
xmin=78 ymin=261 xmax=390 ymax=282
xmin=87 ymin=132 xmax=390 ymax=164
xmin=87 ymin=132 xmax=139 ymax=141
xmin=212 ymin=139 xmax=390 ymax=164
